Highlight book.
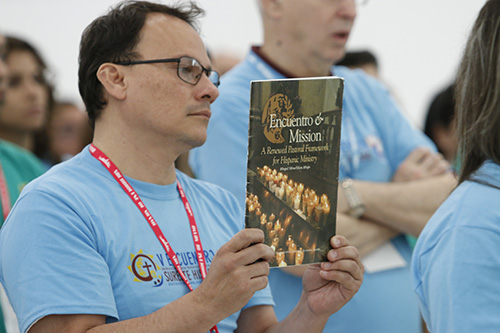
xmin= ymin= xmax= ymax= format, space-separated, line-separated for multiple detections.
xmin=245 ymin=76 xmax=344 ymax=267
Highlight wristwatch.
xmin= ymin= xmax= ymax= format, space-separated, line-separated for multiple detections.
xmin=340 ymin=178 xmax=365 ymax=218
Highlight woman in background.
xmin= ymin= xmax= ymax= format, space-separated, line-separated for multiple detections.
xmin=47 ymin=100 xmax=92 ymax=163
xmin=412 ymin=0 xmax=500 ymax=331
xmin=0 ymin=36 xmax=54 ymax=164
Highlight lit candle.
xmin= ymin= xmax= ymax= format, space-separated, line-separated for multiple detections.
xmin=269 ymin=229 xmax=276 ymax=241
xmin=288 ymin=241 xmax=297 ymax=263
xmin=278 ymin=227 xmax=286 ymax=239
xmin=278 ymin=260 xmax=288 ymax=267
xmin=297 ymin=183 xmax=304 ymax=194
xmin=260 ymin=216 xmax=267 ymax=228
xmin=274 ymin=220 xmax=281 ymax=231
xmin=295 ymin=247 xmax=304 ymax=265
xmin=276 ymin=249 xmax=285 ymax=265
xmin=321 ymin=194 xmax=328 ymax=205
xmin=323 ymin=201 xmax=331 ymax=214
xmin=278 ymin=186 xmax=285 ymax=199
xmin=272 ymin=236 xmax=280 ymax=249
xmin=284 ymin=215 xmax=292 ymax=229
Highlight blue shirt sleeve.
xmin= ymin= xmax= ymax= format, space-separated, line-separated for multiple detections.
xmin=0 ymin=190 xmax=118 ymax=332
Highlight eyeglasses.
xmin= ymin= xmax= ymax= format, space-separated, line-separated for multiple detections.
xmin=114 ymin=56 xmax=220 ymax=87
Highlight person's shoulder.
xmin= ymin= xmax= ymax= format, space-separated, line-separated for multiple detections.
xmin=458 ymin=161 xmax=500 ymax=217
xmin=216 ymin=51 xmax=267 ymax=94
xmin=22 ymin=149 xmax=97 ymax=195
xmin=417 ymin=166 xmax=500 ymax=252
xmin=0 ymin=139 xmax=47 ymax=175
xmin=334 ymin=65 xmax=384 ymax=90
xmin=0 ymin=140 xmax=45 ymax=168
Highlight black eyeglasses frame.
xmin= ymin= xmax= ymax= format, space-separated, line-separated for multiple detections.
xmin=113 ymin=56 xmax=220 ymax=87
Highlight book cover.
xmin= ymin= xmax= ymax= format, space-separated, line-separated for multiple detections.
xmin=245 ymin=77 xmax=343 ymax=267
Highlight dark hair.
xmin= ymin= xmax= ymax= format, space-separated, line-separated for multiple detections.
xmin=336 ymin=50 xmax=378 ymax=69
xmin=78 ymin=0 xmax=204 ymax=126
xmin=5 ymin=36 xmax=55 ymax=160
xmin=424 ymin=84 xmax=455 ymax=154
xmin=455 ymin=0 xmax=500 ymax=185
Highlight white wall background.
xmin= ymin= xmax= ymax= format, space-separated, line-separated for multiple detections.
xmin=0 ymin=0 xmax=488 ymax=128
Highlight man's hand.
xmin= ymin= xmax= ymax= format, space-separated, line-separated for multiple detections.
xmin=194 ymin=228 xmax=275 ymax=321
xmin=392 ymin=147 xmax=450 ymax=182
xmin=301 ymin=235 xmax=364 ymax=317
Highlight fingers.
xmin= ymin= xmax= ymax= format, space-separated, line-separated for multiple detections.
xmin=319 ymin=235 xmax=364 ymax=285
xmin=217 ymin=228 xmax=274 ymax=268
xmin=329 ymin=234 xmax=349 ymax=249
xmin=394 ymin=147 xmax=450 ymax=181
xmin=222 ymin=228 xmax=265 ymax=253
xmin=420 ymin=152 xmax=450 ymax=176
xmin=237 ymin=242 xmax=275 ymax=265
xmin=405 ymin=146 xmax=431 ymax=164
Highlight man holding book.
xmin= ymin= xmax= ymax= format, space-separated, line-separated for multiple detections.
xmin=0 ymin=2 xmax=363 ymax=332
xmin=189 ymin=0 xmax=456 ymax=331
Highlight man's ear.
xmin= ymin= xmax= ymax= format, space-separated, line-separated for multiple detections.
xmin=96 ymin=63 xmax=127 ymax=101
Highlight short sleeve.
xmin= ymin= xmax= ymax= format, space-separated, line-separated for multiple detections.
xmin=0 ymin=190 xmax=118 ymax=333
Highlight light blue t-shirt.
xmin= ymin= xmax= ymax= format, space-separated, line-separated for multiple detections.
xmin=190 ymin=48 xmax=436 ymax=332
xmin=0 ymin=146 xmax=273 ymax=333
xmin=412 ymin=160 xmax=500 ymax=332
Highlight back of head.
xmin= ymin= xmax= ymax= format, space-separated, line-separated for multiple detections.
xmin=336 ymin=50 xmax=378 ymax=77
xmin=336 ymin=50 xmax=378 ymax=69
xmin=424 ymin=84 xmax=455 ymax=142
xmin=78 ymin=0 xmax=203 ymax=127
xmin=455 ymin=0 xmax=500 ymax=184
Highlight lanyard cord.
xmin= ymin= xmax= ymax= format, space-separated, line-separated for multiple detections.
xmin=0 ymin=161 xmax=11 ymax=221
xmin=89 ymin=144 xmax=218 ymax=333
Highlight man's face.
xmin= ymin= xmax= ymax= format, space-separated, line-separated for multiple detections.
xmin=119 ymin=13 xmax=219 ymax=151
xmin=280 ymin=0 xmax=357 ymax=64
xmin=0 ymin=35 xmax=8 ymax=104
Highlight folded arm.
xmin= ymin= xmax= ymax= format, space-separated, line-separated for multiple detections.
xmin=338 ymin=147 xmax=457 ymax=237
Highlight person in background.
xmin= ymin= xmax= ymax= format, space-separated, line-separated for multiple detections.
xmin=412 ymin=0 xmax=500 ymax=331
xmin=210 ymin=51 xmax=242 ymax=77
xmin=0 ymin=36 xmax=54 ymax=164
xmin=423 ymin=84 xmax=458 ymax=167
xmin=0 ymin=32 xmax=46 ymax=333
xmin=336 ymin=50 xmax=379 ymax=78
xmin=0 ymin=2 xmax=363 ymax=332
xmin=46 ymin=100 xmax=92 ymax=164
xmin=189 ymin=0 xmax=456 ymax=332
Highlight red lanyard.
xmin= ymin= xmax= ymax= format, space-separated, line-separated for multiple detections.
xmin=89 ymin=144 xmax=218 ymax=333
xmin=0 ymin=161 xmax=11 ymax=221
